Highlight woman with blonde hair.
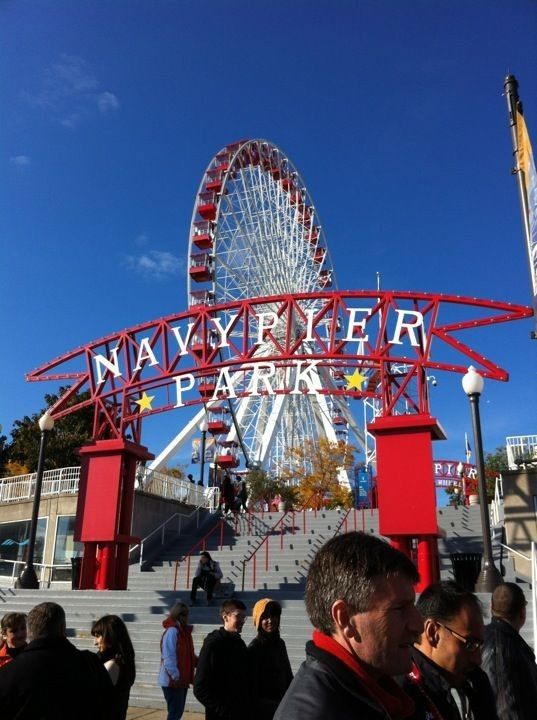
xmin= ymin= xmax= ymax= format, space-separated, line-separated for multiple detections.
xmin=91 ymin=614 xmax=136 ymax=719
xmin=158 ymin=602 xmax=196 ymax=720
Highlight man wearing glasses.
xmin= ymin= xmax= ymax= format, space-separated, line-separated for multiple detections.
xmin=404 ymin=581 xmax=497 ymax=720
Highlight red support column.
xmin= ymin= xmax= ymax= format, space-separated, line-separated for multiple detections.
xmin=368 ymin=414 xmax=445 ymax=588
xmin=74 ymin=439 xmax=153 ymax=590
xmin=79 ymin=542 xmax=97 ymax=590
xmin=391 ymin=536 xmax=412 ymax=557
xmin=417 ymin=536 xmax=438 ymax=592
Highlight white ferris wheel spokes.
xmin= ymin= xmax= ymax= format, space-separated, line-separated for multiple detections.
xmin=156 ymin=139 xmax=364 ymax=478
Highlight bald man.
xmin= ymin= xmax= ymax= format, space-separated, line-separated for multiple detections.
xmin=482 ymin=582 xmax=537 ymax=720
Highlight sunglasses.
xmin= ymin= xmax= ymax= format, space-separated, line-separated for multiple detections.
xmin=437 ymin=622 xmax=483 ymax=652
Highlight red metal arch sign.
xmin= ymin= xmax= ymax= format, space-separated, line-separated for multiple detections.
xmin=27 ymin=289 xmax=532 ymax=442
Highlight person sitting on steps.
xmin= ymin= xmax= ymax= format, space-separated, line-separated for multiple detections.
xmin=190 ymin=551 xmax=223 ymax=606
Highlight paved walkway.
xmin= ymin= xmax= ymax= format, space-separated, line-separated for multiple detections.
xmin=127 ymin=708 xmax=202 ymax=719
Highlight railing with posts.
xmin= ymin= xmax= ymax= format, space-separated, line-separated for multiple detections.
xmin=0 ymin=467 xmax=80 ymax=504
xmin=129 ymin=507 xmax=202 ymax=569
xmin=239 ymin=496 xmax=350 ymax=591
xmin=240 ymin=508 xmax=302 ymax=591
xmin=0 ymin=465 xmax=221 ymax=510
xmin=137 ymin=467 xmax=221 ymax=511
xmin=490 ymin=475 xmax=504 ymax=527
xmin=0 ymin=558 xmax=72 ymax=588
xmin=173 ymin=518 xmax=235 ymax=592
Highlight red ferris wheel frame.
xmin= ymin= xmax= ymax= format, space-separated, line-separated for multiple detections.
xmin=26 ymin=289 xmax=532 ymax=444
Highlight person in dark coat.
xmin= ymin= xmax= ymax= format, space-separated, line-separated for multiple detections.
xmin=481 ymin=582 xmax=537 ymax=720
xmin=193 ymin=599 xmax=250 ymax=720
xmin=221 ymin=474 xmax=235 ymax=514
xmin=91 ymin=614 xmax=136 ymax=720
xmin=237 ymin=479 xmax=248 ymax=513
xmin=274 ymin=532 xmax=423 ymax=720
xmin=0 ymin=601 xmax=112 ymax=720
xmin=247 ymin=598 xmax=293 ymax=720
xmin=403 ymin=581 xmax=498 ymax=720
xmin=190 ymin=551 xmax=223 ymax=605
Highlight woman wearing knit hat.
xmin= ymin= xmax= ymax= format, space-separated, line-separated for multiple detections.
xmin=247 ymin=599 xmax=293 ymax=720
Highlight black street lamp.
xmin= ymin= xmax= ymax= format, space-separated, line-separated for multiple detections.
xmin=17 ymin=411 xmax=55 ymax=589
xmin=462 ymin=366 xmax=503 ymax=592
xmin=199 ymin=418 xmax=208 ymax=487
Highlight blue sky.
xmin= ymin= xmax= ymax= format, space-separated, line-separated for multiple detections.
xmin=1 ymin=1 xmax=536 ymax=485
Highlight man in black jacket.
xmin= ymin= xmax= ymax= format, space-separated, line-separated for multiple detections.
xmin=0 ymin=601 xmax=112 ymax=720
xmin=274 ymin=532 xmax=423 ymax=720
xmin=403 ymin=581 xmax=497 ymax=720
xmin=482 ymin=582 xmax=537 ymax=720
xmin=193 ymin=598 xmax=250 ymax=719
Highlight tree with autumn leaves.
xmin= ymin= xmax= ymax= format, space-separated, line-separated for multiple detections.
xmin=282 ymin=438 xmax=355 ymax=509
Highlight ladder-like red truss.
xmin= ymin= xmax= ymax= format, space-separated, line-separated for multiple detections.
xmin=27 ymin=290 xmax=532 ymax=443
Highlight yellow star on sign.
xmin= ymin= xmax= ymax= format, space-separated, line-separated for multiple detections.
xmin=344 ymin=370 xmax=368 ymax=391
xmin=135 ymin=391 xmax=155 ymax=412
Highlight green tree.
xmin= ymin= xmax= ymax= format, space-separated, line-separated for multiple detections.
xmin=484 ymin=446 xmax=509 ymax=473
xmin=3 ymin=388 xmax=94 ymax=475
xmin=246 ymin=467 xmax=279 ymax=508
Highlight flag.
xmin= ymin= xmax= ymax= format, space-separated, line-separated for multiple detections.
xmin=191 ymin=438 xmax=200 ymax=464
xmin=516 ymin=110 xmax=537 ymax=301
xmin=465 ymin=433 xmax=472 ymax=463
xmin=204 ymin=437 xmax=215 ymax=461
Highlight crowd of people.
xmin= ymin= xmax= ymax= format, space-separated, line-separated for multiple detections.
xmin=1 ymin=533 xmax=536 ymax=720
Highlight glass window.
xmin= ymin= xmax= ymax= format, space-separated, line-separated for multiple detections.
xmin=0 ymin=518 xmax=46 ymax=577
xmin=52 ymin=516 xmax=83 ymax=581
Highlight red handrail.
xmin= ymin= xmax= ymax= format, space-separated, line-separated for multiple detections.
xmin=240 ymin=508 xmax=295 ymax=591
xmin=240 ymin=491 xmax=321 ymax=591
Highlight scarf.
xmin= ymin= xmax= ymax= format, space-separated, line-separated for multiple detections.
xmin=312 ymin=630 xmax=415 ymax=720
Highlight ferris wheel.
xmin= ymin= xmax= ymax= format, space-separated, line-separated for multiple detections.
xmin=154 ymin=139 xmax=365 ymax=478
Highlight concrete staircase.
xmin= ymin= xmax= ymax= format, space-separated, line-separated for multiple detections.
xmin=0 ymin=509 xmax=348 ymax=712
xmin=1 ymin=505 xmax=533 ymax=713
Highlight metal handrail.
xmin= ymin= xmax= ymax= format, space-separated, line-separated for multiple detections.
xmin=0 ymin=558 xmax=72 ymax=589
xmin=491 ymin=474 xmax=504 ymax=526
xmin=240 ymin=507 xmax=297 ymax=591
xmin=333 ymin=507 xmax=353 ymax=536
xmin=173 ymin=516 xmax=235 ymax=592
xmin=495 ymin=537 xmax=537 ymax=651
xmin=129 ymin=507 xmax=202 ymax=570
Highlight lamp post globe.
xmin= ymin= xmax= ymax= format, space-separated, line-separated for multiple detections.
xmin=17 ymin=411 xmax=55 ymax=589
xmin=462 ymin=365 xmax=485 ymax=396
xmin=461 ymin=367 xmax=502 ymax=592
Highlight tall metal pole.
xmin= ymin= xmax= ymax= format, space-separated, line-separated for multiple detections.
xmin=199 ymin=429 xmax=207 ymax=487
xmin=504 ymin=74 xmax=537 ymax=339
xmin=467 ymin=392 xmax=502 ymax=592
xmin=17 ymin=413 xmax=54 ymax=589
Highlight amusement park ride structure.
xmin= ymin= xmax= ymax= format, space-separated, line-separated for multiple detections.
xmin=26 ymin=139 xmax=532 ymax=590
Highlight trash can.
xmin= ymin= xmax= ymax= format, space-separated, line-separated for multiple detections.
xmin=71 ymin=557 xmax=82 ymax=590
xmin=450 ymin=553 xmax=482 ymax=591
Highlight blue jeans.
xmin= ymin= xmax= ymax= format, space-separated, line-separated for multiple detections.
xmin=162 ymin=686 xmax=187 ymax=720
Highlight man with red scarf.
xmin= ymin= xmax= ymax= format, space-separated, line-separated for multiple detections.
xmin=274 ymin=531 xmax=423 ymax=720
